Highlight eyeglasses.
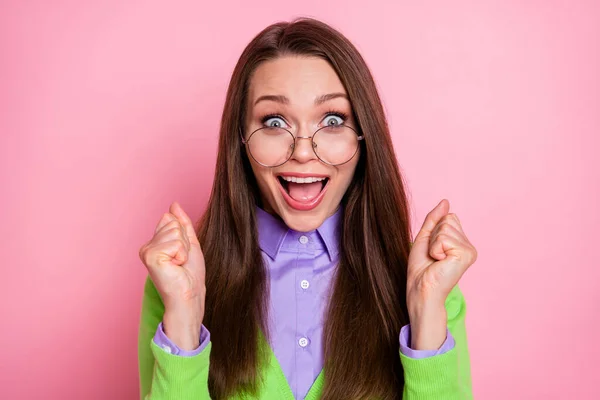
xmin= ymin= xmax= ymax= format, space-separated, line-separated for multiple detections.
xmin=241 ymin=123 xmax=364 ymax=168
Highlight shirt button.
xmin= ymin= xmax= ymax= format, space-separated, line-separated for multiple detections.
xmin=298 ymin=235 xmax=309 ymax=244
xmin=298 ymin=337 xmax=309 ymax=347
xmin=161 ymin=344 xmax=172 ymax=354
xmin=300 ymin=279 xmax=310 ymax=290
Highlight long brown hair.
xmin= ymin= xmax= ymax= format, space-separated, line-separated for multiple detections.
xmin=199 ymin=17 xmax=413 ymax=400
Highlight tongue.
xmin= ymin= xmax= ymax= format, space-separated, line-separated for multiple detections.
xmin=287 ymin=182 xmax=322 ymax=202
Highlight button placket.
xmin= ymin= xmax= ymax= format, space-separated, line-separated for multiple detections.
xmin=294 ymin=249 xmax=313 ymax=396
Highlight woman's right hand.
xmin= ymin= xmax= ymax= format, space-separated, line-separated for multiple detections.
xmin=139 ymin=201 xmax=206 ymax=350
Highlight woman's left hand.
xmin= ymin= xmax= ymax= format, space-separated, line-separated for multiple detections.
xmin=406 ymin=198 xmax=477 ymax=350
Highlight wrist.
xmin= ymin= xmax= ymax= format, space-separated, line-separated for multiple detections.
xmin=408 ymin=302 xmax=447 ymax=351
xmin=163 ymin=306 xmax=204 ymax=351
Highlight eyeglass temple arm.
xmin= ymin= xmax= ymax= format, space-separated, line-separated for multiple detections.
xmin=239 ymin=128 xmax=248 ymax=144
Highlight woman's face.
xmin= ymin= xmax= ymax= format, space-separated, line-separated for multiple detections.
xmin=245 ymin=55 xmax=360 ymax=232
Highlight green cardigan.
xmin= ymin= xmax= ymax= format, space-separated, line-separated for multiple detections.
xmin=138 ymin=276 xmax=473 ymax=399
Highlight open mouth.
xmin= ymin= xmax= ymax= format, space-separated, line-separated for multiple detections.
xmin=276 ymin=174 xmax=330 ymax=211
xmin=277 ymin=176 xmax=328 ymax=196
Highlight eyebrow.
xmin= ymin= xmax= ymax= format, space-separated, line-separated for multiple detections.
xmin=253 ymin=92 xmax=349 ymax=106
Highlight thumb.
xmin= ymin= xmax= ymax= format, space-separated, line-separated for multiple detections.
xmin=169 ymin=201 xmax=201 ymax=246
xmin=414 ymin=199 xmax=450 ymax=242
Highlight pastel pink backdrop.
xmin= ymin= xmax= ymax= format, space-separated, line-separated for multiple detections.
xmin=1 ymin=1 xmax=598 ymax=399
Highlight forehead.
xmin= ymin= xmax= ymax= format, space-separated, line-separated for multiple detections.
xmin=248 ymin=56 xmax=346 ymax=106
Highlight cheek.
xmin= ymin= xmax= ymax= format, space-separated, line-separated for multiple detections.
xmin=336 ymin=158 xmax=360 ymax=191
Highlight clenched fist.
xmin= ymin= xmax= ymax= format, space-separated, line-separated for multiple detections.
xmin=407 ymin=198 xmax=477 ymax=305
xmin=139 ymin=201 xmax=206 ymax=350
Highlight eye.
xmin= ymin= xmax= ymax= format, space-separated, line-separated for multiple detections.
xmin=322 ymin=112 xmax=347 ymax=126
xmin=261 ymin=114 xmax=287 ymax=128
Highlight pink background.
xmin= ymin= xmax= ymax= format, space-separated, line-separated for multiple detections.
xmin=1 ymin=1 xmax=598 ymax=399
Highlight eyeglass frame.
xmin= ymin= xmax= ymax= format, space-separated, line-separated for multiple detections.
xmin=240 ymin=123 xmax=365 ymax=168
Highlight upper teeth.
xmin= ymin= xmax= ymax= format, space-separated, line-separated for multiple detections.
xmin=281 ymin=176 xmax=326 ymax=183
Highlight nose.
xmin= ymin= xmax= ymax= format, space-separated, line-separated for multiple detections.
xmin=290 ymin=130 xmax=318 ymax=164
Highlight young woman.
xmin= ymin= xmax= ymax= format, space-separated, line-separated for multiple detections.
xmin=138 ymin=17 xmax=477 ymax=400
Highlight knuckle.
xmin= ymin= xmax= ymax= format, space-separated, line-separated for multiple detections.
xmin=166 ymin=220 xmax=180 ymax=229
xmin=166 ymin=212 xmax=177 ymax=220
xmin=139 ymin=246 xmax=151 ymax=266
xmin=436 ymin=232 xmax=450 ymax=241
xmin=439 ymin=224 xmax=453 ymax=234
xmin=157 ymin=213 xmax=171 ymax=226
xmin=443 ymin=213 xmax=458 ymax=225
xmin=167 ymin=226 xmax=181 ymax=235
xmin=161 ymin=226 xmax=182 ymax=241
xmin=138 ymin=244 xmax=146 ymax=261
xmin=470 ymin=247 xmax=478 ymax=263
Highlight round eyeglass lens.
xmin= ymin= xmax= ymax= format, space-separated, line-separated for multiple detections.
xmin=312 ymin=125 xmax=360 ymax=165
xmin=246 ymin=127 xmax=295 ymax=167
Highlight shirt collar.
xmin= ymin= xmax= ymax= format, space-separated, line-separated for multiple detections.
xmin=255 ymin=205 xmax=343 ymax=261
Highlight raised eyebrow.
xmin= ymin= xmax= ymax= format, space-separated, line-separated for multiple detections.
xmin=253 ymin=92 xmax=349 ymax=106
xmin=253 ymin=94 xmax=289 ymax=106
xmin=314 ymin=92 xmax=348 ymax=106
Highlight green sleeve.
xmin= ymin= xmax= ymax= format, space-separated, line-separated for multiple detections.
xmin=399 ymin=285 xmax=473 ymax=400
xmin=138 ymin=275 xmax=213 ymax=400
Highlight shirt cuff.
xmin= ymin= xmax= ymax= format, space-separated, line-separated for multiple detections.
xmin=153 ymin=321 xmax=211 ymax=357
xmin=399 ymin=323 xmax=455 ymax=359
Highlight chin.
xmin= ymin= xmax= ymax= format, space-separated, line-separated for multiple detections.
xmin=278 ymin=207 xmax=329 ymax=232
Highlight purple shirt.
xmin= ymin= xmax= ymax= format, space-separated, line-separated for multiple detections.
xmin=154 ymin=206 xmax=454 ymax=399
